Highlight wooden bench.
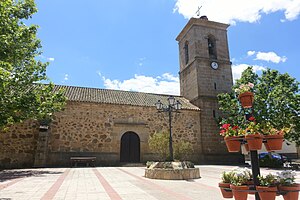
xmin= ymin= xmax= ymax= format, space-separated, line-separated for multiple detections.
xmin=70 ymin=157 xmax=96 ymax=167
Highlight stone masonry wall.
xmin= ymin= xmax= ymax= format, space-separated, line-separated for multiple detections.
xmin=0 ymin=101 xmax=202 ymax=168
xmin=47 ymin=101 xmax=201 ymax=166
xmin=0 ymin=121 xmax=39 ymax=168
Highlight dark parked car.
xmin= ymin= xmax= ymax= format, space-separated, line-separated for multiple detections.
xmin=259 ymin=152 xmax=288 ymax=168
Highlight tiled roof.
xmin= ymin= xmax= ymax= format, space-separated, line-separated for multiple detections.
xmin=53 ymin=85 xmax=200 ymax=110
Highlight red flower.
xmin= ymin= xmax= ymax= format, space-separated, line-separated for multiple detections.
xmin=249 ymin=116 xmax=255 ymax=121
xmin=222 ymin=124 xmax=231 ymax=129
xmin=232 ymin=126 xmax=239 ymax=130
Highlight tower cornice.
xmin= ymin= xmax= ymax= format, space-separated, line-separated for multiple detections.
xmin=176 ymin=18 xmax=229 ymax=42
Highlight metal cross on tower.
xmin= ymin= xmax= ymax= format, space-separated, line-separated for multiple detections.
xmin=195 ymin=5 xmax=202 ymax=17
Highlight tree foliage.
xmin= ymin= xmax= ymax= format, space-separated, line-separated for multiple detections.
xmin=0 ymin=0 xmax=66 ymax=130
xmin=218 ymin=67 xmax=300 ymax=145
xmin=148 ymin=131 xmax=194 ymax=161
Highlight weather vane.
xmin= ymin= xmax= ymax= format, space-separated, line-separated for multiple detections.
xmin=195 ymin=5 xmax=202 ymax=17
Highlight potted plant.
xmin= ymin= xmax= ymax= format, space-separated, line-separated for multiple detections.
xmin=244 ymin=117 xmax=263 ymax=150
xmin=262 ymin=123 xmax=289 ymax=151
xmin=230 ymin=169 xmax=249 ymax=200
xmin=277 ymin=170 xmax=300 ymax=200
xmin=219 ymin=123 xmax=242 ymax=152
xmin=256 ymin=173 xmax=278 ymax=200
xmin=219 ymin=171 xmax=234 ymax=198
xmin=235 ymin=82 xmax=254 ymax=108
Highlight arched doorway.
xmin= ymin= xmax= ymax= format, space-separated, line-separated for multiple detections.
xmin=120 ymin=132 xmax=140 ymax=162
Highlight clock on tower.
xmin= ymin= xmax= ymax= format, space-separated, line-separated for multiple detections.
xmin=176 ymin=16 xmax=236 ymax=163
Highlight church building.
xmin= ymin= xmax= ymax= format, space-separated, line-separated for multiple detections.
xmin=0 ymin=17 xmax=244 ymax=168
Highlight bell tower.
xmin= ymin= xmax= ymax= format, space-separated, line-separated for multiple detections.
xmin=176 ymin=16 xmax=239 ymax=163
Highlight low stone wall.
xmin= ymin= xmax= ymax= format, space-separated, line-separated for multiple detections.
xmin=145 ymin=168 xmax=200 ymax=180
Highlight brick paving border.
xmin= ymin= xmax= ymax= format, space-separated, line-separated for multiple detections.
xmin=41 ymin=169 xmax=71 ymax=200
xmin=93 ymin=168 xmax=122 ymax=200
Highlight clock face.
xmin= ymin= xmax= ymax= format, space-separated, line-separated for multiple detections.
xmin=211 ymin=61 xmax=218 ymax=69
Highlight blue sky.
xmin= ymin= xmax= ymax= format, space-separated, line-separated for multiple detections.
xmin=31 ymin=0 xmax=300 ymax=95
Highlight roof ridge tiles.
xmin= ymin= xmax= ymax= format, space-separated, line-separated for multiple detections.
xmin=52 ymin=84 xmax=200 ymax=110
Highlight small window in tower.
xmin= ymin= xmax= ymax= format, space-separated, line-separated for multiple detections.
xmin=184 ymin=41 xmax=189 ymax=64
xmin=214 ymin=82 xmax=217 ymax=90
xmin=213 ymin=110 xmax=216 ymax=118
xmin=208 ymin=36 xmax=217 ymax=59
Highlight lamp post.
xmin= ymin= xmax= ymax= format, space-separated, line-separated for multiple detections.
xmin=155 ymin=96 xmax=182 ymax=161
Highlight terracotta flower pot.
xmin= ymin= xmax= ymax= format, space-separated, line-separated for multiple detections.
xmin=256 ymin=186 xmax=277 ymax=200
xmin=245 ymin=134 xmax=263 ymax=150
xmin=264 ymin=134 xmax=284 ymax=151
xmin=230 ymin=184 xmax=249 ymax=200
xmin=219 ymin=182 xmax=233 ymax=198
xmin=279 ymin=183 xmax=300 ymax=200
xmin=238 ymin=92 xmax=254 ymax=108
xmin=224 ymin=136 xmax=242 ymax=152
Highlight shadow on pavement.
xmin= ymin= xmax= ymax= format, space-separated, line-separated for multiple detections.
xmin=0 ymin=170 xmax=62 ymax=182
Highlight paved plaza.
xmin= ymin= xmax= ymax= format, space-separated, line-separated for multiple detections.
xmin=0 ymin=165 xmax=299 ymax=200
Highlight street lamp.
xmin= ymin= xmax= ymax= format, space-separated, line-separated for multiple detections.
xmin=155 ymin=96 xmax=182 ymax=161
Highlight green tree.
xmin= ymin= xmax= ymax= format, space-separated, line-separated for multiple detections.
xmin=218 ymin=66 xmax=300 ymax=145
xmin=0 ymin=0 xmax=65 ymax=130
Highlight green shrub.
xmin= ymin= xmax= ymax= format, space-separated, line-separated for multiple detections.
xmin=174 ymin=140 xmax=194 ymax=160
xmin=148 ymin=131 xmax=194 ymax=161
xmin=148 ymin=131 xmax=169 ymax=161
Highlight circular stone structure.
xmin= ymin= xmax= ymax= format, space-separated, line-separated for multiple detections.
xmin=144 ymin=161 xmax=200 ymax=180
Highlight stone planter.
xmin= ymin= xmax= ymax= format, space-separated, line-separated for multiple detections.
xmin=145 ymin=168 xmax=200 ymax=180
xmin=145 ymin=161 xmax=200 ymax=180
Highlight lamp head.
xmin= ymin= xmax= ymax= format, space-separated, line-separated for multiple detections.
xmin=175 ymin=100 xmax=182 ymax=110
xmin=167 ymin=96 xmax=175 ymax=105
xmin=155 ymin=100 xmax=163 ymax=110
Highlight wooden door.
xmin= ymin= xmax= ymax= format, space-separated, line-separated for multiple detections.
xmin=120 ymin=132 xmax=140 ymax=162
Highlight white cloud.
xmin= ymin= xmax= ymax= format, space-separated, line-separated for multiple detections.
xmin=174 ymin=0 xmax=300 ymax=24
xmin=64 ymin=74 xmax=69 ymax=81
xmin=247 ymin=51 xmax=256 ymax=56
xmin=47 ymin=57 xmax=55 ymax=62
xmin=231 ymin=58 xmax=237 ymax=63
xmin=284 ymin=0 xmax=300 ymax=21
xmin=62 ymin=74 xmax=69 ymax=83
xmin=255 ymin=51 xmax=287 ymax=63
xmin=138 ymin=57 xmax=146 ymax=67
xmin=232 ymin=64 xmax=266 ymax=81
xmin=98 ymin=72 xmax=180 ymax=95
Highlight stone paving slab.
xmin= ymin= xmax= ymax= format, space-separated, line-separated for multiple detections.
xmin=0 ymin=165 xmax=299 ymax=200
